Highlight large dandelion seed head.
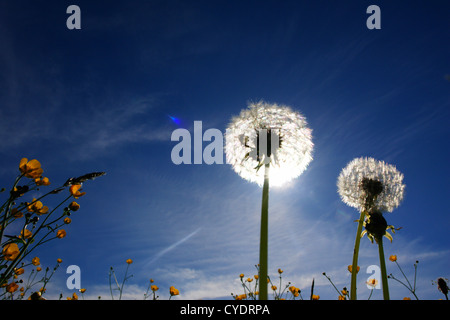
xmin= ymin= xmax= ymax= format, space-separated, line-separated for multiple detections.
xmin=225 ymin=101 xmax=313 ymax=187
xmin=337 ymin=157 xmax=405 ymax=213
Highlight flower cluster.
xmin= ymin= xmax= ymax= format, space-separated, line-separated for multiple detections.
xmin=0 ymin=258 xmax=62 ymax=300
xmin=109 ymin=259 xmax=180 ymax=300
xmin=0 ymin=157 xmax=104 ymax=299
xmin=232 ymin=266 xmax=305 ymax=300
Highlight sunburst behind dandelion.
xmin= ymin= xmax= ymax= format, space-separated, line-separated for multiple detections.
xmin=225 ymin=101 xmax=313 ymax=187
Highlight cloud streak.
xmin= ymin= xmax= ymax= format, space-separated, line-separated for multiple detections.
xmin=145 ymin=228 xmax=202 ymax=267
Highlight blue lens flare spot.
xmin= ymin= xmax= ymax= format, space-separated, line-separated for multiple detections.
xmin=168 ymin=115 xmax=181 ymax=125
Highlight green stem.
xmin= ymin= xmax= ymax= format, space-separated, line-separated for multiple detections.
xmin=377 ymin=237 xmax=390 ymax=300
xmin=259 ymin=163 xmax=270 ymax=300
xmin=350 ymin=210 xmax=365 ymax=300
xmin=395 ymin=261 xmax=413 ymax=292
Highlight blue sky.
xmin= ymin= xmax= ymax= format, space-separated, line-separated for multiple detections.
xmin=0 ymin=0 xmax=449 ymax=300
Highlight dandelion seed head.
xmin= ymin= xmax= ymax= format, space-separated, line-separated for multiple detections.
xmin=225 ymin=101 xmax=313 ymax=187
xmin=337 ymin=157 xmax=405 ymax=212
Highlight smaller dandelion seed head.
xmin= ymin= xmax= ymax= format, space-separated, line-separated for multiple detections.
xmin=337 ymin=157 xmax=405 ymax=213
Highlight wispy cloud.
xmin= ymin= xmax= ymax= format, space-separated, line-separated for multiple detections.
xmin=145 ymin=228 xmax=202 ymax=267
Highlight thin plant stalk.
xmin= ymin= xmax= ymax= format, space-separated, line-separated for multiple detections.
xmin=258 ymin=163 xmax=270 ymax=300
xmin=389 ymin=260 xmax=420 ymax=300
xmin=377 ymin=236 xmax=390 ymax=300
xmin=350 ymin=210 xmax=365 ymax=300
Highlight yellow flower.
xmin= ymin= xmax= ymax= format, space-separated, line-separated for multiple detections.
xmin=311 ymin=294 xmax=320 ymax=300
xmin=27 ymin=198 xmax=49 ymax=215
xmin=20 ymin=229 xmax=33 ymax=239
xmin=254 ymin=275 xmax=259 ymax=280
xmin=64 ymin=217 xmax=72 ymax=224
xmin=56 ymin=229 xmax=66 ymax=239
xmin=235 ymin=294 xmax=246 ymax=300
xmin=34 ymin=177 xmax=50 ymax=186
xmin=6 ymin=282 xmax=19 ymax=293
xmin=239 ymin=274 xmax=244 ymax=278
xmin=19 ymin=158 xmax=43 ymax=179
xmin=341 ymin=288 xmax=348 ymax=296
xmin=151 ymin=285 xmax=159 ymax=291
xmin=403 ymin=297 xmax=411 ymax=300
xmin=150 ymin=279 xmax=154 ymax=283
xmin=247 ymin=278 xmax=253 ymax=282
xmin=169 ymin=286 xmax=179 ymax=296
xmin=11 ymin=208 xmax=23 ymax=218
xmin=69 ymin=184 xmax=86 ymax=199
xmin=389 ymin=255 xmax=397 ymax=262
xmin=36 ymin=267 xmax=42 ymax=272
xmin=32 ymin=257 xmax=40 ymax=266
xmin=338 ymin=295 xmax=346 ymax=300
xmin=366 ymin=278 xmax=378 ymax=288
xmin=271 ymin=285 xmax=277 ymax=291
xmin=27 ymin=292 xmax=45 ymax=300
xmin=126 ymin=259 xmax=133 ymax=264
xmin=3 ymin=243 xmax=20 ymax=261
xmin=278 ymin=268 xmax=283 ymax=274
xmin=57 ymin=258 xmax=62 ymax=263
xmin=288 ymin=286 xmax=300 ymax=297
xmin=348 ymin=265 xmax=360 ymax=273
xmin=69 ymin=201 xmax=80 ymax=211
xmin=67 ymin=292 xmax=78 ymax=300
xmin=14 ymin=268 xmax=25 ymax=275
xmin=80 ymin=288 xmax=86 ymax=293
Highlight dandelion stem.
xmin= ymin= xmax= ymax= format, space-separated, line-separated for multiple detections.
xmin=350 ymin=210 xmax=365 ymax=300
xmin=258 ymin=163 xmax=270 ymax=300
xmin=377 ymin=237 xmax=390 ymax=300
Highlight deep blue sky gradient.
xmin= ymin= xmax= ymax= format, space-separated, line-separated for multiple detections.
xmin=0 ymin=0 xmax=448 ymax=299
